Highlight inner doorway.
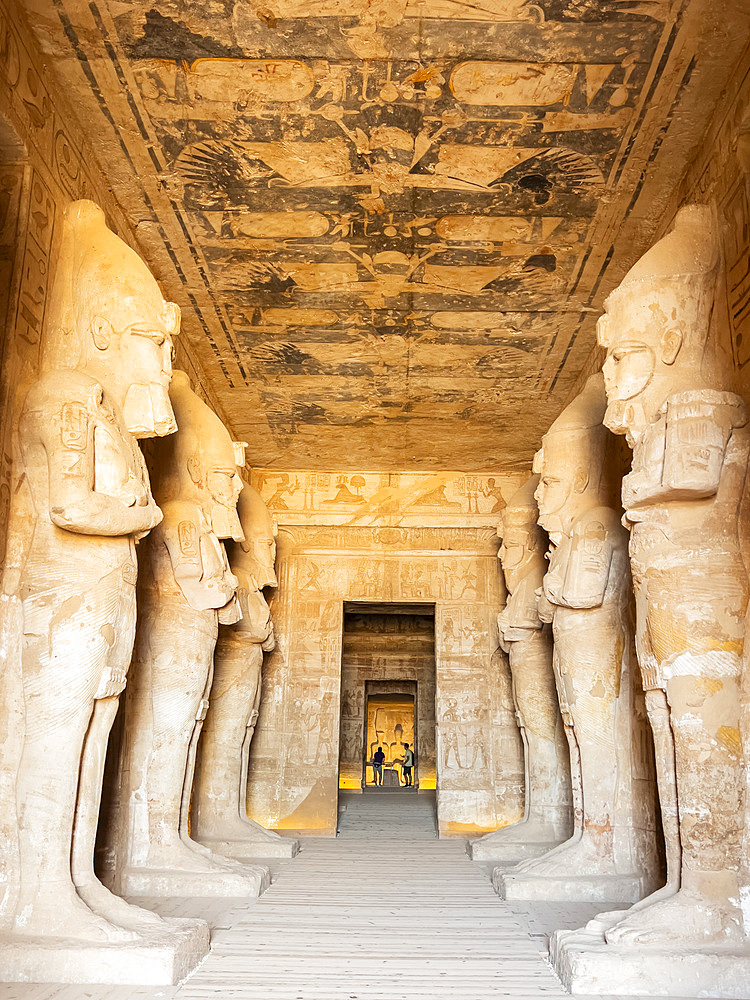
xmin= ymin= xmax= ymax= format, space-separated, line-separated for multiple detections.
xmin=338 ymin=602 xmax=436 ymax=794
xmin=366 ymin=687 xmax=415 ymax=788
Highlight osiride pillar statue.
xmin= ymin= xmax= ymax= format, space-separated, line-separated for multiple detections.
xmin=496 ymin=375 xmax=662 ymax=904
xmin=471 ymin=475 xmax=572 ymax=863
xmin=108 ymin=372 xmax=269 ymax=898
xmin=553 ymin=206 xmax=750 ymax=998
xmin=192 ymin=481 xmax=299 ymax=858
xmin=0 ymin=200 xmax=208 ymax=984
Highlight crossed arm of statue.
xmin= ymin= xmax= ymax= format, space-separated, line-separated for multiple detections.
xmin=561 ymin=510 xmax=617 ymax=610
xmin=537 ymin=586 xmax=555 ymax=623
xmin=662 ymin=394 xmax=744 ymax=496
xmin=160 ymin=501 xmax=238 ymax=611
xmin=32 ymin=381 xmax=162 ymax=537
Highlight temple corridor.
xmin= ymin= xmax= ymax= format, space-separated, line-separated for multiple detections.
xmin=0 ymin=794 xmax=664 ymax=1000
xmin=2 ymin=0 xmax=750 ymax=994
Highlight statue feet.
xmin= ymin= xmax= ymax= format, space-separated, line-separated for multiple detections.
xmin=74 ymin=876 xmax=167 ymax=931
xmin=604 ymin=887 xmax=744 ymax=947
xmin=198 ymin=816 xmax=276 ymax=843
xmin=585 ymin=881 xmax=677 ymax=934
xmin=180 ymin=834 xmax=212 ymax=857
xmin=514 ymin=831 xmax=613 ymax=878
xmin=178 ymin=834 xmax=259 ymax=875
xmin=144 ymin=838 xmax=245 ymax=875
xmin=13 ymin=884 xmax=138 ymax=943
xmin=471 ymin=818 xmax=571 ymax=862
xmin=120 ymin=838 xmax=270 ymax=897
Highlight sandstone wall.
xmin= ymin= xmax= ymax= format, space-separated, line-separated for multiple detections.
xmin=246 ymin=468 xmax=527 ymax=837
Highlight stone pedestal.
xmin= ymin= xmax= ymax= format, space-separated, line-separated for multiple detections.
xmin=550 ymin=927 xmax=750 ymax=998
xmin=469 ymin=835 xmax=560 ymax=864
xmin=493 ymin=868 xmax=644 ymax=903
xmin=200 ymin=822 xmax=299 ymax=860
xmin=117 ymin=863 xmax=269 ymax=898
xmin=0 ymin=918 xmax=209 ymax=985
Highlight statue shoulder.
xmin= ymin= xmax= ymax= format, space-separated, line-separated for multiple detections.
xmin=23 ymin=369 xmax=103 ymax=415
xmin=571 ymin=505 xmax=622 ymax=537
xmin=158 ymin=498 xmax=201 ymax=527
xmin=155 ymin=500 xmax=205 ymax=562
xmin=665 ymin=388 xmax=747 ymax=428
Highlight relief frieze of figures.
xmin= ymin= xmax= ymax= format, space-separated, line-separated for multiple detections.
xmin=277 ymin=523 xmax=501 ymax=552
xmin=252 ymin=469 xmax=523 ymax=525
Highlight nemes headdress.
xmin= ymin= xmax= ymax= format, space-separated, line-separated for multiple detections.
xmin=152 ymin=371 xmax=243 ymax=540
xmin=237 ymin=483 xmax=275 ymax=542
xmin=598 ymin=204 xmax=720 ymax=357
xmin=534 ymin=373 xmax=607 ymax=470
xmin=499 ymin=474 xmax=540 ymax=535
xmin=45 ymin=199 xmax=179 ymax=368
xmin=233 ymin=482 xmax=278 ymax=588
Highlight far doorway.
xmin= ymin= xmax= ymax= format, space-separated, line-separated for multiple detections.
xmin=366 ymin=689 xmax=415 ymax=788
xmin=338 ymin=602 xmax=437 ymax=794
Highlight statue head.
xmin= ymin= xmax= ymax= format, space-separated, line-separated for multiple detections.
xmin=498 ymin=475 xmax=545 ymax=591
xmin=533 ymin=374 xmax=608 ymax=540
xmin=233 ymin=483 xmax=278 ymax=589
xmin=597 ymin=204 xmax=721 ymax=446
xmin=45 ymin=200 xmax=180 ymax=438
xmin=159 ymin=371 xmax=244 ymax=540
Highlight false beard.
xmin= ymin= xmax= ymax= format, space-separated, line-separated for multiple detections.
xmin=123 ymin=382 xmax=177 ymax=438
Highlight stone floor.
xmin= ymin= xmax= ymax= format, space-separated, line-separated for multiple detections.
xmin=0 ymin=794 xmax=705 ymax=1000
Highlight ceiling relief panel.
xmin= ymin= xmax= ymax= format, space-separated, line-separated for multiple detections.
xmin=26 ymin=0 xmax=748 ymax=469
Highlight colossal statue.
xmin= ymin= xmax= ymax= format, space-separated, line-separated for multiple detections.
xmin=108 ymin=371 xmax=269 ymax=897
xmin=0 ymin=200 xmax=209 ymax=982
xmin=471 ymin=475 xmax=571 ymax=862
xmin=496 ymin=375 xmax=661 ymax=903
xmin=553 ymin=205 xmax=750 ymax=995
xmin=192 ymin=482 xmax=298 ymax=858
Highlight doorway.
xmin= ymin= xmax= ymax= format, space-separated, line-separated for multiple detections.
xmin=338 ymin=602 xmax=436 ymax=794
xmin=365 ymin=688 xmax=415 ymax=788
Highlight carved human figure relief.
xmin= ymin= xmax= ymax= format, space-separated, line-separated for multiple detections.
xmin=498 ymin=375 xmax=661 ymax=901
xmin=471 ymin=475 xmax=572 ymax=862
xmin=192 ymin=481 xmax=298 ymax=858
xmin=593 ymin=204 xmax=750 ymax=949
xmin=0 ymin=200 xmax=179 ymax=945
xmin=109 ymin=371 xmax=269 ymax=897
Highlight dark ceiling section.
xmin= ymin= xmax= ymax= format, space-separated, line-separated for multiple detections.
xmin=40 ymin=0 xmax=740 ymax=469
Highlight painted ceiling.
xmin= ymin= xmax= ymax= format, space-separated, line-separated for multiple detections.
xmin=23 ymin=0 xmax=749 ymax=470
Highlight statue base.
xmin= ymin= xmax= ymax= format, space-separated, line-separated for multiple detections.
xmin=493 ymin=869 xmax=644 ymax=902
xmin=550 ymin=927 xmax=750 ymax=998
xmin=469 ymin=837 xmax=560 ymax=863
xmin=199 ymin=833 xmax=299 ymax=859
xmin=0 ymin=917 xmax=209 ymax=984
xmin=118 ymin=863 xmax=270 ymax=898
